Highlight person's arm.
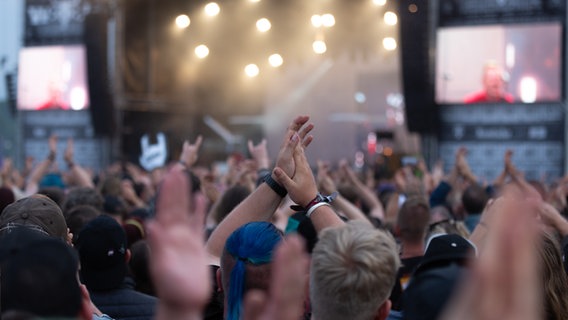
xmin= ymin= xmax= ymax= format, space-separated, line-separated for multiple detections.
xmin=429 ymin=148 xmax=464 ymax=207
xmin=316 ymin=161 xmax=371 ymax=224
xmin=340 ymin=161 xmax=385 ymax=221
xmin=64 ymin=138 xmax=95 ymax=188
xmin=148 ymin=164 xmax=210 ymax=320
xmin=25 ymin=135 xmax=57 ymax=196
xmin=205 ymin=116 xmax=313 ymax=264
xmin=456 ymin=147 xmax=477 ymax=184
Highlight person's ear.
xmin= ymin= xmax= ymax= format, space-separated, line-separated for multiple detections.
xmin=125 ymin=248 xmax=132 ymax=263
xmin=374 ymin=299 xmax=392 ymax=320
xmin=78 ymin=284 xmax=95 ymax=320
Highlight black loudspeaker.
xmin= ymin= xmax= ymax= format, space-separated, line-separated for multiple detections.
xmin=84 ymin=13 xmax=116 ymax=136
xmin=5 ymin=73 xmax=17 ymax=116
xmin=397 ymin=0 xmax=438 ymax=134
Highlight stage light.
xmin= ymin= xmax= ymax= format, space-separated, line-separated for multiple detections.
xmin=311 ymin=15 xmax=322 ymax=28
xmin=313 ymin=40 xmax=327 ymax=54
xmin=204 ymin=2 xmax=220 ymax=16
xmin=195 ymin=45 xmax=209 ymax=59
xmin=373 ymin=0 xmax=387 ymax=6
xmin=408 ymin=4 xmax=418 ymax=13
xmin=245 ymin=64 xmax=260 ymax=77
xmin=268 ymin=54 xmax=283 ymax=67
xmin=249 ymin=0 xmax=261 ymax=2
xmin=384 ymin=11 xmax=397 ymax=25
xmin=382 ymin=37 xmax=397 ymax=51
xmin=256 ymin=18 xmax=271 ymax=32
xmin=175 ymin=15 xmax=190 ymax=29
xmin=321 ymin=14 xmax=335 ymax=27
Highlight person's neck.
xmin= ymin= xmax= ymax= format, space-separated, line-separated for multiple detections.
xmin=400 ymin=241 xmax=424 ymax=259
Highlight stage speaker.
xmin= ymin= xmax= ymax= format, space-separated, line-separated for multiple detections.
xmin=397 ymin=0 xmax=438 ymax=134
xmin=84 ymin=13 xmax=116 ymax=136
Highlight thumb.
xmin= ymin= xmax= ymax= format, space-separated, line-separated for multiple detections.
xmin=243 ymin=290 xmax=268 ymax=320
xmin=273 ymin=167 xmax=294 ymax=190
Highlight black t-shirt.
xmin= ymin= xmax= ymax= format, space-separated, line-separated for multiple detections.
xmin=389 ymin=256 xmax=424 ymax=311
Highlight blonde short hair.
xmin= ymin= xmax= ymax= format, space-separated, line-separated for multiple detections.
xmin=310 ymin=221 xmax=400 ymax=320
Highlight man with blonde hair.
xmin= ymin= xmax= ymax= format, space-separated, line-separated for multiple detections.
xmin=310 ymin=221 xmax=401 ymax=320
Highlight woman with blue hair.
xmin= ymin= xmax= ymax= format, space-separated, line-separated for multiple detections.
xmin=221 ymin=222 xmax=283 ymax=320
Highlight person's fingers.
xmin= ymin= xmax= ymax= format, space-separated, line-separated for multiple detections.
xmin=269 ymin=235 xmax=309 ymax=320
xmin=155 ymin=168 xmax=191 ymax=226
xmin=288 ymin=115 xmax=310 ymax=132
xmin=302 ymin=135 xmax=313 ymax=148
xmin=298 ymin=123 xmax=314 ymax=140
xmin=193 ymin=135 xmax=203 ymax=149
xmin=243 ymin=290 xmax=268 ymax=320
xmin=273 ymin=167 xmax=294 ymax=190
xmin=247 ymin=140 xmax=254 ymax=153
xmin=189 ymin=192 xmax=208 ymax=236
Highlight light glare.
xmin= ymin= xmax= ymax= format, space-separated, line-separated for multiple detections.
xmin=195 ymin=45 xmax=210 ymax=59
xmin=268 ymin=54 xmax=283 ymax=67
xmin=313 ymin=40 xmax=327 ymax=54
xmin=321 ymin=14 xmax=335 ymax=27
xmin=373 ymin=0 xmax=387 ymax=6
xmin=175 ymin=15 xmax=190 ymax=29
xmin=520 ymin=76 xmax=537 ymax=103
xmin=384 ymin=11 xmax=398 ymax=25
xmin=204 ymin=2 xmax=220 ymax=16
xmin=311 ymin=15 xmax=322 ymax=28
xmin=383 ymin=37 xmax=397 ymax=51
xmin=245 ymin=64 xmax=260 ymax=77
xmin=256 ymin=18 xmax=271 ymax=32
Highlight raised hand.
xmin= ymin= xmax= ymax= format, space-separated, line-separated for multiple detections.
xmin=248 ymin=139 xmax=270 ymax=170
xmin=64 ymin=138 xmax=74 ymax=166
xmin=443 ymin=190 xmax=541 ymax=320
xmin=179 ymin=136 xmax=203 ymax=168
xmin=316 ymin=160 xmax=336 ymax=195
xmin=273 ymin=139 xmax=318 ymax=207
xmin=274 ymin=116 xmax=313 ymax=179
xmin=148 ymin=167 xmax=210 ymax=320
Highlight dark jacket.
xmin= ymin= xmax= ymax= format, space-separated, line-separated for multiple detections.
xmin=90 ymin=277 xmax=157 ymax=320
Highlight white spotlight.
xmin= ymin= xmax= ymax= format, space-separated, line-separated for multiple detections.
xmin=384 ymin=11 xmax=398 ymax=25
xmin=195 ymin=45 xmax=210 ymax=59
xmin=268 ymin=54 xmax=283 ymax=67
xmin=245 ymin=64 xmax=260 ymax=77
xmin=256 ymin=18 xmax=271 ymax=32
xmin=383 ymin=37 xmax=397 ymax=51
xmin=373 ymin=0 xmax=387 ymax=5
xmin=313 ymin=40 xmax=327 ymax=54
xmin=204 ymin=2 xmax=220 ymax=16
xmin=321 ymin=14 xmax=335 ymax=27
xmin=175 ymin=15 xmax=190 ymax=29
xmin=311 ymin=15 xmax=322 ymax=28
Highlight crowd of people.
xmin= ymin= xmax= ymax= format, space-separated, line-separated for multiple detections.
xmin=1 ymin=115 xmax=568 ymax=320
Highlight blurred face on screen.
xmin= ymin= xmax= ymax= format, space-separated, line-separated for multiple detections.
xmin=483 ymin=66 xmax=506 ymax=101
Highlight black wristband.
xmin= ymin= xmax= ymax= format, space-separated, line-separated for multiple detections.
xmin=264 ymin=174 xmax=287 ymax=197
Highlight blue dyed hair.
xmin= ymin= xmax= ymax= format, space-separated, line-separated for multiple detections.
xmin=224 ymin=221 xmax=283 ymax=320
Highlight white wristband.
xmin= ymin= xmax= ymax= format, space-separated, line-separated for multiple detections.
xmin=306 ymin=202 xmax=331 ymax=218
